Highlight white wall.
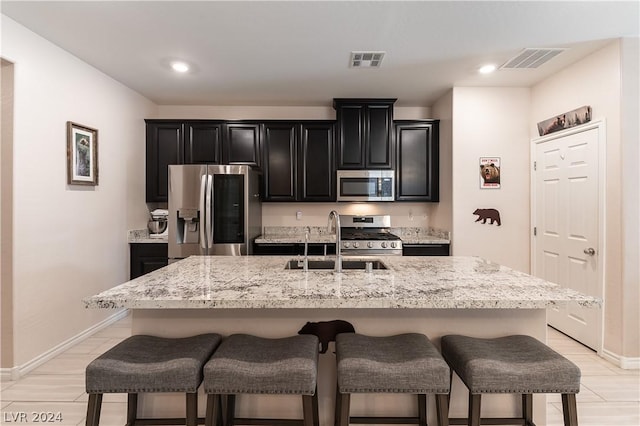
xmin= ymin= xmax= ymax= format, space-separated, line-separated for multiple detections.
xmin=451 ymin=87 xmax=531 ymax=273
xmin=530 ymin=40 xmax=633 ymax=357
xmin=430 ymin=90 xmax=453 ymax=237
xmin=1 ymin=16 xmax=156 ymax=367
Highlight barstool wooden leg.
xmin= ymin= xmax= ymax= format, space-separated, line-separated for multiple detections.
xmin=561 ymin=394 xmax=578 ymax=426
xmin=312 ymin=391 xmax=320 ymax=426
xmin=435 ymin=394 xmax=449 ymax=426
xmin=337 ymin=392 xmax=350 ymax=426
xmin=468 ymin=394 xmax=481 ymax=426
xmin=522 ymin=394 xmax=533 ymax=426
xmin=205 ymin=394 xmax=221 ymax=426
xmin=85 ymin=393 xmax=102 ymax=426
xmin=417 ymin=394 xmax=427 ymax=426
xmin=225 ymin=395 xmax=236 ymax=426
xmin=126 ymin=393 xmax=137 ymax=426
xmin=302 ymin=395 xmax=315 ymax=426
xmin=186 ymin=392 xmax=197 ymax=426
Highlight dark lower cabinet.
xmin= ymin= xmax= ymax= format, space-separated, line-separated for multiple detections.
xmin=395 ymin=120 xmax=439 ymax=202
xmin=262 ymin=121 xmax=335 ymax=202
xmin=130 ymin=243 xmax=168 ymax=279
xmin=402 ymin=244 xmax=450 ymax=256
xmin=253 ymin=243 xmax=336 ymax=256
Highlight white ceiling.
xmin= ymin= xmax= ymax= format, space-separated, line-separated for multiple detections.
xmin=2 ymin=1 xmax=638 ymax=107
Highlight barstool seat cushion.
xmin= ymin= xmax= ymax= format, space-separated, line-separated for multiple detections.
xmin=336 ymin=333 xmax=450 ymax=394
xmin=441 ymin=334 xmax=581 ymax=394
xmin=203 ymin=334 xmax=319 ymax=395
xmin=86 ymin=333 xmax=222 ymax=394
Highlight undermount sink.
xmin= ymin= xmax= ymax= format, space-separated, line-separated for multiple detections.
xmin=284 ymin=259 xmax=388 ymax=271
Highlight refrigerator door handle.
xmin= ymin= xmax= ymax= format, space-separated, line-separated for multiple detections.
xmin=205 ymin=174 xmax=214 ymax=249
xmin=199 ymin=174 xmax=208 ymax=249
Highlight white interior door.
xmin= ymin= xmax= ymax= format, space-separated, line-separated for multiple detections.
xmin=533 ymin=124 xmax=603 ymax=350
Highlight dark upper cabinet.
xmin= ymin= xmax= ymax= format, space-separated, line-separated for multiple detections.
xmin=262 ymin=121 xmax=335 ymax=202
xmin=334 ymin=98 xmax=395 ymax=169
xmin=394 ymin=120 xmax=439 ymax=202
xmin=145 ymin=120 xmax=183 ymax=202
xmin=263 ymin=122 xmax=298 ymax=201
xmin=184 ymin=121 xmax=222 ymax=164
xmin=223 ymin=122 xmax=261 ymax=167
xmin=299 ymin=122 xmax=335 ymax=201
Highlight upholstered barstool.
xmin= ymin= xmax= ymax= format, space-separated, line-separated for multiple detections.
xmin=85 ymin=333 xmax=222 ymax=426
xmin=440 ymin=334 xmax=581 ymax=426
xmin=335 ymin=333 xmax=451 ymax=426
xmin=203 ymin=334 xmax=320 ymax=426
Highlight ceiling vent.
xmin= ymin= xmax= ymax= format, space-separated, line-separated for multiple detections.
xmin=350 ymin=51 xmax=385 ymax=68
xmin=501 ymin=48 xmax=567 ymax=69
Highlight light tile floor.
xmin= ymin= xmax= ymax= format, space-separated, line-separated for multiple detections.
xmin=1 ymin=315 xmax=638 ymax=425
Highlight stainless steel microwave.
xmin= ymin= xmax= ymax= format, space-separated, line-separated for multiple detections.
xmin=336 ymin=170 xmax=395 ymax=202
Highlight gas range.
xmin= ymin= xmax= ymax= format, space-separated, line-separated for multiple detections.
xmin=340 ymin=215 xmax=402 ymax=256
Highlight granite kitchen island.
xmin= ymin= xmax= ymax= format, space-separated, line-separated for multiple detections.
xmin=85 ymin=255 xmax=599 ymax=425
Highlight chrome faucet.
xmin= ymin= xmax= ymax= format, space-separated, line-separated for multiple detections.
xmin=328 ymin=210 xmax=342 ymax=273
xmin=303 ymin=226 xmax=310 ymax=271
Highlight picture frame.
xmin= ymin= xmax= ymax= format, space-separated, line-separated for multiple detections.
xmin=67 ymin=121 xmax=98 ymax=185
xmin=479 ymin=157 xmax=500 ymax=189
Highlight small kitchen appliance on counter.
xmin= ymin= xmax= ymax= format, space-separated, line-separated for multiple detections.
xmin=148 ymin=209 xmax=168 ymax=238
xmin=340 ymin=215 xmax=402 ymax=256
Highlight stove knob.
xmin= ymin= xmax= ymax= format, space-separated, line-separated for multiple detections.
xmin=343 ymin=242 xmax=350 ymax=248
xmin=353 ymin=242 xmax=359 ymax=248
xmin=367 ymin=242 xmax=374 ymax=248
xmin=381 ymin=242 xmax=388 ymax=248
xmin=391 ymin=242 xmax=397 ymax=248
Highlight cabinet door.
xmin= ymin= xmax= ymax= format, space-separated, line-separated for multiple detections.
xmin=130 ymin=243 xmax=168 ymax=279
xmin=336 ymin=104 xmax=365 ymax=168
xmin=263 ymin=122 xmax=298 ymax=201
xmin=146 ymin=121 xmax=183 ymax=202
xmin=300 ymin=122 xmax=335 ymax=201
xmin=395 ymin=121 xmax=439 ymax=201
xmin=184 ymin=122 xmax=222 ymax=164
xmin=366 ymin=104 xmax=393 ymax=169
xmin=224 ymin=123 xmax=261 ymax=167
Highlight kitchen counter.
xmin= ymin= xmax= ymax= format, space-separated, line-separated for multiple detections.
xmin=128 ymin=229 xmax=168 ymax=243
xmin=85 ymin=255 xmax=598 ymax=426
xmin=254 ymin=226 xmax=450 ymax=245
xmin=84 ymin=255 xmax=597 ymax=310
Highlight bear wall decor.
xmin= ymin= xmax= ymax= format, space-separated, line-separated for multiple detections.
xmin=473 ymin=208 xmax=501 ymax=226
xmin=298 ymin=319 xmax=355 ymax=354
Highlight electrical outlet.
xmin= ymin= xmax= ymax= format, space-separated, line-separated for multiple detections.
xmin=296 ymin=211 xmax=302 ymax=221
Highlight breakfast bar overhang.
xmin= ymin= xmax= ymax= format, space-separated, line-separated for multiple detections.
xmin=85 ymin=256 xmax=600 ymax=426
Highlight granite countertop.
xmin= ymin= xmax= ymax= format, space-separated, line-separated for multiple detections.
xmin=84 ymin=255 xmax=599 ymax=310
xmin=128 ymin=229 xmax=168 ymax=243
xmin=255 ymin=226 xmax=450 ymax=245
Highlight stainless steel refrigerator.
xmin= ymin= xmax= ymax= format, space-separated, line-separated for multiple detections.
xmin=168 ymin=164 xmax=261 ymax=261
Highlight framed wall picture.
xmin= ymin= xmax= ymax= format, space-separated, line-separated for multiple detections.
xmin=479 ymin=157 xmax=500 ymax=189
xmin=67 ymin=121 xmax=98 ymax=185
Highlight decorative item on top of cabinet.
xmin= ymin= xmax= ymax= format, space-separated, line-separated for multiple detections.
xmin=223 ymin=122 xmax=261 ymax=167
xmin=333 ymin=98 xmax=395 ymax=169
xmin=394 ymin=120 xmax=439 ymax=202
xmin=262 ymin=121 xmax=335 ymax=202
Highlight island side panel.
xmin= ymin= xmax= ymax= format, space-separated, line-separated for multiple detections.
xmin=131 ymin=308 xmax=548 ymax=426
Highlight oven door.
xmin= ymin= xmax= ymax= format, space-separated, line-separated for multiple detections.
xmin=337 ymin=170 xmax=394 ymax=202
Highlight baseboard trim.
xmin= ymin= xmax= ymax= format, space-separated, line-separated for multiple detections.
xmin=602 ymin=348 xmax=640 ymax=370
xmin=0 ymin=309 xmax=129 ymax=381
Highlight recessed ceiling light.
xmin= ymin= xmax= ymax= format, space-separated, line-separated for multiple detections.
xmin=171 ymin=61 xmax=190 ymax=73
xmin=479 ymin=64 xmax=497 ymax=74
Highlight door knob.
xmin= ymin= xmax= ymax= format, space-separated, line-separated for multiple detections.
xmin=584 ymin=248 xmax=596 ymax=256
